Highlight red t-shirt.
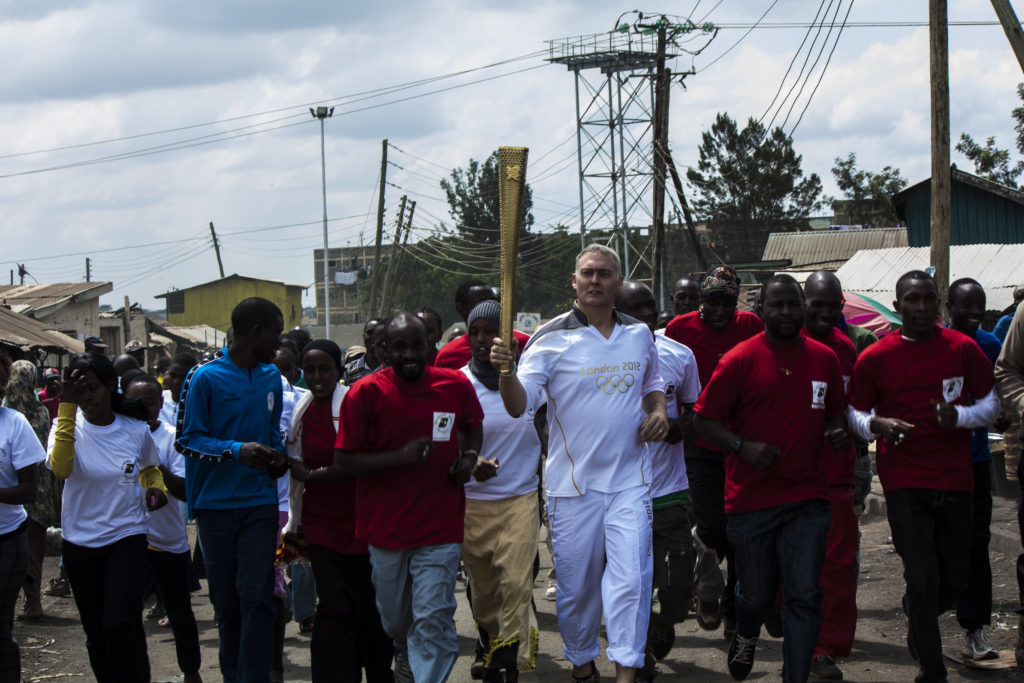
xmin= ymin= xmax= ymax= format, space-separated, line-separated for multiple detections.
xmin=802 ymin=327 xmax=857 ymax=487
xmin=849 ymin=325 xmax=995 ymax=492
xmin=434 ymin=330 xmax=531 ymax=370
xmin=665 ymin=310 xmax=763 ymax=452
xmin=335 ymin=366 xmax=485 ymax=550
xmin=694 ymin=333 xmax=844 ymax=514
xmin=301 ymin=402 xmax=366 ymax=555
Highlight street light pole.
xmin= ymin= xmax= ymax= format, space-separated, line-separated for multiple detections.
xmin=311 ymin=106 xmax=335 ymax=339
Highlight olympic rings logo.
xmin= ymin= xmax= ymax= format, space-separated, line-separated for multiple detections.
xmin=595 ymin=373 xmax=635 ymax=394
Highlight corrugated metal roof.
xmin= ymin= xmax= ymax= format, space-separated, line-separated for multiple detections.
xmin=762 ymin=228 xmax=908 ymax=270
xmin=0 ymin=305 xmax=84 ymax=352
xmin=0 ymin=282 xmax=113 ymax=316
xmin=834 ymin=244 xmax=1024 ymax=310
xmin=155 ymin=273 xmax=306 ymax=297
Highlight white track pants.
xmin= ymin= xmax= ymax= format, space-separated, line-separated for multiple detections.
xmin=547 ymin=485 xmax=653 ymax=668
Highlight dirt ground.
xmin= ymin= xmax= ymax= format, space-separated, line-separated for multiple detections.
xmin=16 ymin=506 xmax=1024 ymax=682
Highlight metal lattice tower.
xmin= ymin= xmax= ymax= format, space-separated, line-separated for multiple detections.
xmin=547 ymin=30 xmax=669 ymax=279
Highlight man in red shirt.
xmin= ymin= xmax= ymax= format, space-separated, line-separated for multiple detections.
xmin=435 ymin=280 xmax=530 ymax=370
xmin=848 ymin=270 xmax=998 ymax=683
xmin=664 ymin=265 xmax=763 ymax=636
xmin=335 ymin=312 xmax=488 ymax=682
xmin=801 ymin=271 xmax=859 ymax=680
xmin=695 ymin=274 xmax=846 ymax=682
xmin=37 ymin=368 xmax=61 ymax=421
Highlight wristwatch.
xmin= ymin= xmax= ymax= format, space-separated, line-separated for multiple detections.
xmin=729 ymin=437 xmax=745 ymax=453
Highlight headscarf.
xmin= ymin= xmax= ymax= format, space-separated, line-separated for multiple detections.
xmin=701 ymin=265 xmax=740 ymax=303
xmin=3 ymin=360 xmax=60 ymax=527
xmin=467 ymin=300 xmax=502 ymax=391
xmin=2 ymin=360 xmax=50 ymax=446
xmin=301 ymin=339 xmax=344 ymax=374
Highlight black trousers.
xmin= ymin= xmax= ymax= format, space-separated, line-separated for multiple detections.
xmin=63 ymin=534 xmax=150 ymax=683
xmin=0 ymin=526 xmax=27 ymax=681
xmin=956 ymin=462 xmax=993 ymax=630
xmin=885 ymin=489 xmax=971 ymax=683
xmin=148 ymin=548 xmax=201 ymax=674
xmin=308 ymin=544 xmax=394 ymax=683
xmin=685 ymin=448 xmax=737 ymax=620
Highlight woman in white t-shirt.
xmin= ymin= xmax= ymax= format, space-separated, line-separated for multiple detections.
xmin=47 ymin=353 xmax=168 ymax=683
xmin=0 ymin=370 xmax=47 ymax=680
xmin=460 ymin=301 xmax=543 ymax=682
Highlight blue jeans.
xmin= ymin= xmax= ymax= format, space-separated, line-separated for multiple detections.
xmin=885 ymin=488 xmax=971 ymax=683
xmin=368 ymin=543 xmax=461 ymax=683
xmin=196 ymin=504 xmax=279 ymax=683
xmin=727 ymin=499 xmax=830 ymax=683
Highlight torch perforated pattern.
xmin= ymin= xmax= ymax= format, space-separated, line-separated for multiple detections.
xmin=497 ymin=146 xmax=529 ymax=375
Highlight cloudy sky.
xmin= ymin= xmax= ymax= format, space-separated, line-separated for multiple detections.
xmin=1 ymin=0 xmax=1021 ymax=311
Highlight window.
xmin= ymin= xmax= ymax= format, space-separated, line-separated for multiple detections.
xmin=166 ymin=291 xmax=185 ymax=315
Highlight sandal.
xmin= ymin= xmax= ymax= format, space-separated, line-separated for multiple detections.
xmin=572 ymin=661 xmax=600 ymax=682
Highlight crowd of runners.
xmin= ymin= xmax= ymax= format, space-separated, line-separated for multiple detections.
xmin=1 ymin=242 xmax=1023 ymax=683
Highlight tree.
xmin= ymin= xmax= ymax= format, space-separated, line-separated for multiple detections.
xmin=827 ymin=153 xmax=908 ymax=227
xmin=687 ymin=113 xmax=822 ymax=261
xmin=440 ymin=151 xmax=534 ymax=244
xmin=956 ymin=83 xmax=1024 ymax=188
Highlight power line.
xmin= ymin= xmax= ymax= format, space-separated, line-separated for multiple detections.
xmin=788 ymin=0 xmax=855 ymax=137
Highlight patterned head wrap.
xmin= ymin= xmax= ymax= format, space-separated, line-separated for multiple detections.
xmin=701 ymin=265 xmax=740 ymax=303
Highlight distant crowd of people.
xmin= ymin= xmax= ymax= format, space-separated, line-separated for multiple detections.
xmin=0 ymin=244 xmax=1023 ymax=683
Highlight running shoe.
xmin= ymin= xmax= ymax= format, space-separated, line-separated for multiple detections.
xmin=545 ymin=581 xmax=557 ymax=600
xmin=43 ymin=577 xmax=70 ymax=597
xmin=696 ymin=597 xmax=722 ymax=631
xmin=961 ymin=628 xmax=999 ymax=661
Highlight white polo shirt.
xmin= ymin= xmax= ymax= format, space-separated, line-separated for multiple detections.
xmin=48 ymin=411 xmax=161 ymax=548
xmin=0 ymin=408 xmax=47 ymax=534
xmin=461 ymin=368 xmax=542 ymax=501
xmin=518 ymin=305 xmax=665 ymax=497
xmin=648 ymin=333 xmax=701 ymax=499
xmin=147 ymin=422 xmax=190 ymax=554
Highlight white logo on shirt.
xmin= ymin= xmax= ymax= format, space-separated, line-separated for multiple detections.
xmin=267 ymin=392 xmax=275 ymax=412
xmin=942 ymin=376 xmax=964 ymax=403
xmin=811 ymin=381 xmax=828 ymax=410
xmin=432 ymin=412 xmax=456 ymax=442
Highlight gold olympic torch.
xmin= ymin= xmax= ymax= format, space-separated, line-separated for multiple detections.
xmin=497 ymin=146 xmax=529 ymax=375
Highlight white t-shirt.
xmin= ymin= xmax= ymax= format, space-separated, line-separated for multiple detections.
xmin=159 ymin=390 xmax=177 ymax=428
xmin=0 ymin=408 xmax=47 ymax=534
xmin=461 ymin=368 xmax=542 ymax=501
xmin=48 ymin=410 xmax=161 ymax=548
xmin=648 ymin=334 xmax=701 ymax=499
xmin=277 ymin=378 xmax=305 ymax=511
xmin=518 ymin=308 xmax=665 ymax=497
xmin=147 ymin=422 xmax=190 ymax=553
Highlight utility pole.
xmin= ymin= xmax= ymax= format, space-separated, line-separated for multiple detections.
xmin=991 ymin=0 xmax=1024 ymax=74
xmin=391 ymin=200 xmax=415 ymax=297
xmin=380 ymin=196 xmax=408 ymax=315
xmin=209 ymin=222 xmax=225 ymax=279
xmin=930 ymin=0 xmax=951 ymax=301
xmin=123 ymin=296 xmax=131 ymax=350
xmin=311 ymin=105 xmax=335 ymax=339
xmin=85 ymin=258 xmax=91 ymax=282
xmin=369 ymin=139 xmax=388 ymax=317
xmin=650 ymin=19 xmax=670 ymax=308
xmin=665 ymin=149 xmax=709 ymax=271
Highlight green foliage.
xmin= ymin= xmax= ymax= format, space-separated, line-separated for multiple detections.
xmin=439 ymin=151 xmax=534 ymax=244
xmin=956 ymin=83 xmax=1024 ymax=189
xmin=686 ymin=112 xmax=822 ymax=261
xmin=827 ymin=153 xmax=907 ymax=226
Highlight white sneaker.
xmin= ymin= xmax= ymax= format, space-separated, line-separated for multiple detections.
xmin=961 ymin=628 xmax=999 ymax=660
xmin=545 ymin=581 xmax=556 ymax=600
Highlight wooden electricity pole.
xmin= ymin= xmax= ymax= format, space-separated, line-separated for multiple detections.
xmin=209 ymin=222 xmax=225 ymax=278
xmin=930 ymin=0 xmax=951 ymax=301
xmin=991 ymin=0 xmax=1024 ymax=74
xmin=369 ymin=139 xmax=388 ymax=317
xmin=651 ymin=24 xmax=670 ymax=308
xmin=380 ymin=196 xmax=407 ymax=315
